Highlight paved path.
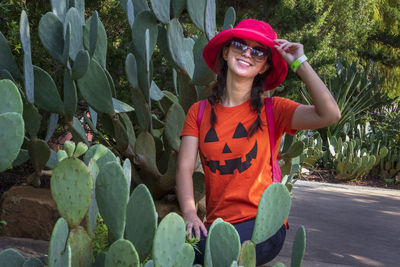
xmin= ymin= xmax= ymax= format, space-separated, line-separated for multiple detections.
xmin=269 ymin=181 xmax=400 ymax=267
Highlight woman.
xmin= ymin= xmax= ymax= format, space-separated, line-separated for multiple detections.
xmin=176 ymin=19 xmax=340 ymax=265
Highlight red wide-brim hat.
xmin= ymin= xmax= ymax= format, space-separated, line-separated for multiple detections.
xmin=203 ymin=19 xmax=288 ymax=91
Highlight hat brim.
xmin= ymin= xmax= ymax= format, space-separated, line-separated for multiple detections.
xmin=203 ymin=28 xmax=288 ymax=91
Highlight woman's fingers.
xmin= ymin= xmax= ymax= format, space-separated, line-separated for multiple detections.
xmin=193 ymin=223 xmax=201 ymax=240
xmin=200 ymin=223 xmax=208 ymax=237
xmin=186 ymin=222 xmax=194 ymax=239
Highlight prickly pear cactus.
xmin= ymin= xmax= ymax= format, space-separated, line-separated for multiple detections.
xmin=238 ymin=241 xmax=256 ymax=267
xmin=126 ymin=184 xmax=157 ymax=262
xmin=152 ymin=213 xmax=186 ymax=267
xmin=251 ymin=183 xmax=291 ymax=244
xmin=0 ymin=79 xmax=24 ymax=172
xmin=51 ymin=157 xmax=93 ymax=228
xmin=173 ymin=243 xmax=195 ymax=267
xmin=204 ymin=218 xmax=223 ymax=267
xmin=105 ymin=239 xmax=140 ymax=267
xmin=208 ymin=221 xmax=241 ymax=267
xmin=96 ymin=161 xmax=129 ymax=242
xmin=22 ymin=257 xmax=44 ymax=267
xmin=291 ymin=226 xmax=306 ymax=267
xmin=48 ymin=218 xmax=71 ymax=267
xmin=68 ymin=226 xmax=92 ymax=267
xmin=0 ymin=248 xmax=25 ymax=267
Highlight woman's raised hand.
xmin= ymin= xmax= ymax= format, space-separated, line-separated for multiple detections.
xmin=274 ymin=39 xmax=305 ymax=65
xmin=184 ymin=212 xmax=208 ymax=240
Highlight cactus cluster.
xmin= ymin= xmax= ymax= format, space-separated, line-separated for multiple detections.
xmin=278 ymin=134 xmax=305 ymax=191
xmin=2 ymin=139 xmax=307 ymax=266
xmin=0 ymin=0 xmax=136 ymax=187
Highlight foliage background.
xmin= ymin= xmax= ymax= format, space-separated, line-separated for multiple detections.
xmin=1 ymin=0 xmax=399 ymax=100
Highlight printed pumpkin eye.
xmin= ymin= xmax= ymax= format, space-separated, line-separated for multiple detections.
xmin=232 ymin=122 xmax=248 ymax=138
xmin=204 ymin=127 xmax=219 ymax=143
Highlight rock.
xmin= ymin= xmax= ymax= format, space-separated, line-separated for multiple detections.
xmin=0 ymin=186 xmax=60 ymax=241
xmin=0 ymin=237 xmax=48 ymax=264
xmin=154 ymin=199 xmax=181 ymax=223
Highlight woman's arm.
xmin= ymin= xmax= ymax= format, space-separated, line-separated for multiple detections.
xmin=176 ymin=135 xmax=208 ymax=239
xmin=274 ymin=39 xmax=341 ymax=130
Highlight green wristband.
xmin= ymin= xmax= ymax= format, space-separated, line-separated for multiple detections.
xmin=290 ymin=55 xmax=308 ymax=72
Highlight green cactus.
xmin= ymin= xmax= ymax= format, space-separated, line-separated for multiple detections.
xmin=105 ymin=239 xmax=140 ymax=267
xmin=0 ymin=80 xmax=24 ymax=172
xmin=126 ymin=184 xmax=158 ymax=262
xmin=22 ymin=257 xmax=44 ymax=267
xmin=33 ymin=65 xmax=63 ymax=114
xmin=77 ymin=59 xmax=114 ymax=113
xmin=209 ymin=222 xmax=241 ymax=267
xmin=51 ymin=157 xmax=93 ymax=228
xmin=0 ymin=248 xmax=25 ymax=267
xmin=252 ymin=183 xmax=291 ymax=244
xmin=173 ymin=243 xmax=195 ymax=267
xmin=238 ymin=241 xmax=256 ymax=267
xmin=291 ymin=226 xmax=306 ymax=267
xmin=49 ymin=218 xmax=71 ymax=267
xmin=68 ymin=226 xmax=92 ymax=267
xmin=204 ymin=218 xmax=223 ymax=267
xmin=86 ymin=159 xmax=100 ymax=237
xmin=152 ymin=213 xmax=186 ymax=267
xmin=64 ymin=141 xmax=76 ymax=157
xmin=96 ymin=161 xmax=129 ymax=242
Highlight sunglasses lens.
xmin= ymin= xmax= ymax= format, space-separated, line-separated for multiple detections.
xmin=230 ymin=39 xmax=268 ymax=62
xmin=251 ymin=48 xmax=267 ymax=61
xmin=231 ymin=40 xmax=246 ymax=53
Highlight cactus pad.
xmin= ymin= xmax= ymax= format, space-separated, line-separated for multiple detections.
xmin=0 ymin=248 xmax=25 ymax=266
xmin=96 ymin=161 xmax=129 ymax=242
xmin=49 ymin=218 xmax=71 ymax=267
xmin=164 ymin=102 xmax=185 ymax=152
xmin=22 ymin=257 xmax=44 ymax=267
xmin=251 ymin=183 xmax=291 ymax=244
xmin=51 ymin=158 xmax=93 ymax=228
xmin=105 ymin=239 xmax=140 ymax=267
xmin=68 ymin=226 xmax=92 ymax=267
xmin=38 ymin=12 xmax=64 ymax=63
xmin=238 ymin=241 xmax=256 ymax=267
xmin=173 ymin=243 xmax=195 ymax=267
xmin=0 ymin=79 xmax=23 ymax=114
xmin=126 ymin=184 xmax=157 ymax=261
xmin=33 ymin=66 xmax=64 ymax=114
xmin=77 ymin=59 xmax=114 ymax=113
xmin=64 ymin=141 xmax=76 ymax=157
xmin=291 ymin=226 xmax=306 ymax=267
xmin=209 ymin=222 xmax=241 ymax=267
xmin=152 ymin=213 xmax=186 ymax=267
xmin=204 ymin=218 xmax=223 ymax=267
xmin=0 ymin=113 xmax=24 ymax=172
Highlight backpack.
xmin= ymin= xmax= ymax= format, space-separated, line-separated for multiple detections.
xmin=196 ymin=98 xmax=282 ymax=183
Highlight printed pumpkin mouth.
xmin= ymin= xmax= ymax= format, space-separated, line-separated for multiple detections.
xmin=202 ymin=141 xmax=257 ymax=175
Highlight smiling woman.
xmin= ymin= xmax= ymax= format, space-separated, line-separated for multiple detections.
xmin=176 ymin=18 xmax=341 ymax=265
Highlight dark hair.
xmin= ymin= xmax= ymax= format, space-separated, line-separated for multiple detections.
xmin=207 ymin=40 xmax=273 ymax=137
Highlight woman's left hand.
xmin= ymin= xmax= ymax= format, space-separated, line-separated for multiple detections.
xmin=274 ymin=39 xmax=304 ymax=65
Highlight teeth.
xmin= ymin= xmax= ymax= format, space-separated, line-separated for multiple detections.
xmin=238 ymin=59 xmax=250 ymax=66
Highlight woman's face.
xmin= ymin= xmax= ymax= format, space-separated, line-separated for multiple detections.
xmin=223 ymin=38 xmax=270 ymax=80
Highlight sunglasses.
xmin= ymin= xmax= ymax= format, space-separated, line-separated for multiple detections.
xmin=229 ymin=39 xmax=269 ymax=62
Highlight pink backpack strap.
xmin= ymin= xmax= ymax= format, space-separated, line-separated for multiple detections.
xmin=196 ymin=99 xmax=207 ymax=128
xmin=265 ymin=97 xmax=281 ymax=183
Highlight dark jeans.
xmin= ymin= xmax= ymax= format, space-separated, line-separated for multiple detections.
xmin=194 ymin=219 xmax=286 ymax=266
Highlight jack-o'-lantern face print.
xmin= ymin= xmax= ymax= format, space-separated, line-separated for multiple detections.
xmin=201 ymin=122 xmax=258 ymax=175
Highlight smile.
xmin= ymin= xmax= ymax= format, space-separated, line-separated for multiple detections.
xmin=238 ymin=59 xmax=252 ymax=66
xmin=202 ymin=141 xmax=258 ymax=175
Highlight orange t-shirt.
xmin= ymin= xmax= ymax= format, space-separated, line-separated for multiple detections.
xmin=180 ymin=97 xmax=300 ymax=225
